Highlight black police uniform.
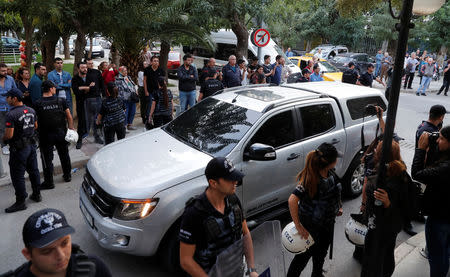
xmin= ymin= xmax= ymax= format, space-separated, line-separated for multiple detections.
xmin=359 ymin=72 xmax=374 ymax=87
xmin=5 ymin=105 xmax=40 ymax=203
xmin=179 ymin=192 xmax=244 ymax=274
xmin=342 ymin=68 xmax=359 ymax=84
xmin=34 ymin=95 xmax=71 ymax=184
xmin=200 ymin=79 xmax=224 ymax=100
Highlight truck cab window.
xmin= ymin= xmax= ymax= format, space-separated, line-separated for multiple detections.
xmin=249 ymin=110 xmax=296 ymax=149
xmin=299 ymin=104 xmax=336 ymax=139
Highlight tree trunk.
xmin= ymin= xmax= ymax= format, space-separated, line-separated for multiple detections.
xmin=62 ymin=35 xmax=70 ymax=59
xmin=231 ymin=13 xmax=248 ymax=60
xmin=73 ymin=32 xmax=86 ymax=75
xmin=110 ymin=43 xmax=120 ymax=66
xmin=21 ymin=15 xmax=34 ymax=68
xmin=41 ymin=39 xmax=58 ymax=71
xmin=381 ymin=40 xmax=389 ymax=53
xmin=119 ymin=51 xmax=141 ymax=83
xmin=159 ymin=40 xmax=170 ymax=80
xmin=305 ymin=40 xmax=312 ymax=52
xmin=88 ymin=36 xmax=93 ymax=59
xmin=436 ymin=45 xmax=447 ymax=66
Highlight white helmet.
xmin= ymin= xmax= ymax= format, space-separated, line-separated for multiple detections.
xmin=345 ymin=217 xmax=368 ymax=246
xmin=281 ymin=222 xmax=315 ymax=254
xmin=65 ymin=129 xmax=79 ymax=144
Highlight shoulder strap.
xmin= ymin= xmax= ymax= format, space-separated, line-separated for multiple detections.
xmin=70 ymin=244 xmax=96 ymax=277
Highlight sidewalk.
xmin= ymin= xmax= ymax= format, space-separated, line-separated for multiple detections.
xmin=393 ymin=231 xmax=430 ymax=277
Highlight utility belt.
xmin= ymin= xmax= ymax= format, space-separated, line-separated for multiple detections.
xmin=7 ymin=137 xmax=36 ymax=151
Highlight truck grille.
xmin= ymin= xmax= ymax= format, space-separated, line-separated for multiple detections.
xmin=82 ymin=170 xmax=119 ymax=218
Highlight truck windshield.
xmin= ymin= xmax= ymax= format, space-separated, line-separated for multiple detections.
xmin=163 ymin=98 xmax=261 ymax=157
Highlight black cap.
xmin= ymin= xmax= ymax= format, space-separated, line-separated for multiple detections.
xmin=5 ymin=88 xmax=23 ymax=99
xmin=23 ymin=208 xmax=75 ymax=248
xmin=205 ymin=157 xmax=244 ymax=181
xmin=348 ymin=61 xmax=355 ymax=68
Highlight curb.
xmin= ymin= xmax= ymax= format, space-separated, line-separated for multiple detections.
xmin=394 ymin=231 xmax=425 ymax=265
xmin=0 ymin=158 xmax=90 ymax=188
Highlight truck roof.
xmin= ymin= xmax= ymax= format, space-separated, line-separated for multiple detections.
xmin=213 ymin=82 xmax=384 ymax=113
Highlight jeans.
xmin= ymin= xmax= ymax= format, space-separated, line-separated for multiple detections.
xmin=104 ymin=123 xmax=126 ymax=145
xmin=39 ymin=129 xmax=71 ymax=185
xmin=404 ymin=72 xmax=415 ymax=89
xmin=66 ymin=90 xmax=73 ymax=115
xmin=361 ymin=229 xmax=397 ymax=277
xmin=179 ymin=90 xmax=196 ymax=112
xmin=438 ymin=79 xmax=449 ymax=95
xmin=375 ymin=63 xmax=382 ymax=77
xmin=0 ymin=111 xmax=7 ymax=147
xmin=425 ymin=216 xmax=450 ymax=277
xmin=124 ymin=100 xmax=136 ymax=125
xmin=417 ymin=76 xmax=432 ymax=95
xmin=84 ymin=97 xmax=102 ymax=138
xmin=9 ymin=144 xmax=40 ymax=200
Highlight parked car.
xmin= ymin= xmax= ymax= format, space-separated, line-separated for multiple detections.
xmin=149 ymin=50 xmax=181 ymax=75
xmin=309 ymin=44 xmax=348 ymax=60
xmin=1 ymin=36 xmax=20 ymax=50
xmin=289 ymin=56 xmax=343 ymax=82
xmin=79 ymin=81 xmax=387 ymax=271
xmin=329 ymin=53 xmax=375 ymax=75
xmin=183 ymin=29 xmax=300 ymax=75
xmin=84 ymin=40 xmax=104 ymax=58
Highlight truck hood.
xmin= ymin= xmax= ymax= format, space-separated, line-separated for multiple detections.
xmin=87 ymin=128 xmax=212 ymax=199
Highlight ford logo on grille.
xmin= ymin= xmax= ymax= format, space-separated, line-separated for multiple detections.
xmin=88 ymin=186 xmax=96 ymax=197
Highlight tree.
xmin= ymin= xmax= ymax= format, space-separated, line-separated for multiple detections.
xmin=367 ymin=3 xmax=398 ymax=53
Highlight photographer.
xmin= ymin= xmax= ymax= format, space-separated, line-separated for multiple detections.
xmin=412 ymin=125 xmax=450 ymax=277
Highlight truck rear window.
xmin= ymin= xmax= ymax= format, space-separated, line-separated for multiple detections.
xmin=346 ymin=96 xmax=386 ymax=120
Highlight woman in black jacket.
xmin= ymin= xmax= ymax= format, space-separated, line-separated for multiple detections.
xmin=287 ymin=143 xmax=343 ymax=277
xmin=412 ymin=125 xmax=450 ymax=277
xmin=361 ymin=140 xmax=410 ymax=277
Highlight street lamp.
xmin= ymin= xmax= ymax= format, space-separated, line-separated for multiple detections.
xmin=363 ymin=0 xmax=444 ymax=276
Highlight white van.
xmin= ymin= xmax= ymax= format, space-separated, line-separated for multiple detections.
xmin=183 ymin=29 xmax=300 ymax=74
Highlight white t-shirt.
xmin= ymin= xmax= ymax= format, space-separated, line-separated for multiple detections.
xmin=240 ymin=68 xmax=248 ymax=86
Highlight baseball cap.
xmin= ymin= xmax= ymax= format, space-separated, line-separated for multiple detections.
xmin=5 ymin=88 xmax=23 ymax=99
xmin=348 ymin=61 xmax=355 ymax=68
xmin=205 ymin=157 xmax=244 ymax=181
xmin=23 ymin=208 xmax=75 ymax=248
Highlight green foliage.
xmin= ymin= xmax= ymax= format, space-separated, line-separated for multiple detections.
xmin=367 ymin=3 xmax=398 ymax=43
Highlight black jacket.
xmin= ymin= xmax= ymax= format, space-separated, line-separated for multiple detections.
xmin=412 ymin=149 xmax=450 ymax=222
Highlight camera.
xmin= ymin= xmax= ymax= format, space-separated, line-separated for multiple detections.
xmin=365 ymin=104 xmax=378 ymax=116
xmin=428 ymin=131 xmax=440 ymax=146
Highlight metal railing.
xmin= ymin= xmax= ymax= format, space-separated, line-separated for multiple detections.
xmin=0 ymin=48 xmax=21 ymax=64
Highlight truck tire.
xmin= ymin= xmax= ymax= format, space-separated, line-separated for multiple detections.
xmin=342 ymin=153 xmax=364 ymax=197
xmin=158 ymin=223 xmax=183 ymax=274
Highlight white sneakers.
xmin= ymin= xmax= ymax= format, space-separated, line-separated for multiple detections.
xmin=2 ymin=146 xmax=9 ymax=155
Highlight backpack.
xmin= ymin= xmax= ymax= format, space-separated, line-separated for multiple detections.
xmin=0 ymin=244 xmax=96 ymax=277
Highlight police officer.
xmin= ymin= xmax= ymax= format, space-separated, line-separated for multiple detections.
xmin=342 ymin=62 xmax=359 ymax=84
xmin=179 ymin=157 xmax=258 ymax=277
xmin=2 ymin=88 xmax=41 ymax=213
xmin=0 ymin=208 xmax=112 ymax=277
xmin=34 ymin=80 xmax=74 ymax=190
xmin=198 ymin=71 xmax=224 ymax=102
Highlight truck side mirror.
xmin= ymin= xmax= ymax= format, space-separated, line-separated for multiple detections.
xmin=244 ymin=143 xmax=276 ymax=161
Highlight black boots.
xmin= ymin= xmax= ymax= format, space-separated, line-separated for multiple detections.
xmin=5 ymin=199 xmax=27 ymax=213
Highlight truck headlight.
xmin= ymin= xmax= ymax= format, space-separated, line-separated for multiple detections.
xmin=113 ymin=198 xmax=158 ymax=220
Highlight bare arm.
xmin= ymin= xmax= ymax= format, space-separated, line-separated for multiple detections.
xmin=144 ymin=76 xmax=149 ymax=96
xmin=149 ymin=101 xmax=156 ymax=119
xmin=198 ymin=93 xmax=203 ymax=102
xmin=179 ymin=242 xmax=208 ymax=277
xmin=242 ymin=220 xmax=257 ymax=276
xmin=3 ymin=128 xmax=13 ymax=141
xmin=65 ymin=109 xmax=74 ymax=130
xmin=288 ymin=193 xmax=310 ymax=239
xmin=96 ymin=114 xmax=102 ymax=126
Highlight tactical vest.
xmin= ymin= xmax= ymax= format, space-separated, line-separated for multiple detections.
xmin=0 ymin=244 xmax=96 ymax=277
xmin=37 ymin=97 xmax=66 ymax=131
xmin=187 ymin=194 xmax=243 ymax=272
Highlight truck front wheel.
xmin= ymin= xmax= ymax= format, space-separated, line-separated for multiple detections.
xmin=343 ymin=153 xmax=364 ymax=197
xmin=158 ymin=223 xmax=183 ymax=273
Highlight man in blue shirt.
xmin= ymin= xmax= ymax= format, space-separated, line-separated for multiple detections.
xmin=375 ymin=50 xmax=383 ymax=77
xmin=222 ymin=55 xmax=241 ymax=88
xmin=0 ymin=63 xmax=17 ymax=156
xmin=29 ymin=62 xmax=47 ymax=105
xmin=310 ymin=64 xmax=324 ymax=82
xmin=285 ymin=47 xmax=294 ymax=57
xmin=271 ymin=55 xmax=283 ymax=85
xmin=47 ymin=58 xmax=73 ymax=114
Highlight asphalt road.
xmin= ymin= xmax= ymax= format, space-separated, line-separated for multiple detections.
xmin=0 ymin=91 xmax=449 ymax=276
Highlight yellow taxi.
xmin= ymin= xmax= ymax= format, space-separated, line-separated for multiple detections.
xmin=289 ymin=56 xmax=343 ymax=82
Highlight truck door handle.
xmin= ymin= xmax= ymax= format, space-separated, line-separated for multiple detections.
xmin=287 ymin=153 xmax=300 ymax=161
xmin=331 ymin=138 xmax=340 ymax=144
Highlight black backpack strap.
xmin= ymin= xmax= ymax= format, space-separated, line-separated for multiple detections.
xmin=70 ymin=244 xmax=96 ymax=277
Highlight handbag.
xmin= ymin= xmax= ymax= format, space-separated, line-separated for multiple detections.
xmin=129 ymin=91 xmax=140 ymax=103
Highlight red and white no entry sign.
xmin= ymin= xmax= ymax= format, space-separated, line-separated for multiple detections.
xmin=252 ymin=28 xmax=270 ymax=47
